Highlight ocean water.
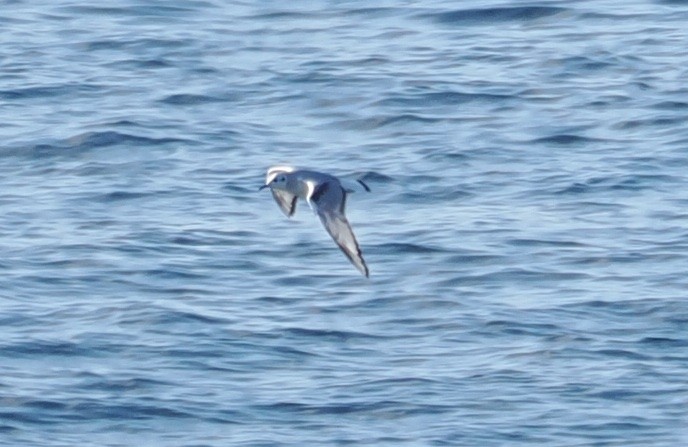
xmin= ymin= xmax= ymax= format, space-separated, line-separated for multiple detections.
xmin=2 ymin=0 xmax=688 ymax=445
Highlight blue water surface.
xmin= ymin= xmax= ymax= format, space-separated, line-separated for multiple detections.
xmin=2 ymin=1 xmax=688 ymax=446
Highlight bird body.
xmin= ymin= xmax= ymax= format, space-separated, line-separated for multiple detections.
xmin=260 ymin=166 xmax=370 ymax=277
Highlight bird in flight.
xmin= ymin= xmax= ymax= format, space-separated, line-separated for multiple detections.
xmin=260 ymin=166 xmax=370 ymax=277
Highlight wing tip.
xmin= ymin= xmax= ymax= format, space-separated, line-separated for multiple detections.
xmin=356 ymin=179 xmax=371 ymax=192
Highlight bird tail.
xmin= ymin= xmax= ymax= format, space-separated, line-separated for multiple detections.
xmin=341 ymin=175 xmax=371 ymax=193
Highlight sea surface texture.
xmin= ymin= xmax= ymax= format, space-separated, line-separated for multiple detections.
xmin=2 ymin=1 xmax=687 ymax=445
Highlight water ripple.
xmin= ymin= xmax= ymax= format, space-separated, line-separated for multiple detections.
xmin=422 ymin=6 xmax=569 ymax=25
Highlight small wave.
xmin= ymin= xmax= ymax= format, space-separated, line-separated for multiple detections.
xmin=594 ymin=349 xmax=650 ymax=361
xmin=374 ymin=242 xmax=449 ymax=254
xmin=153 ymin=310 xmax=225 ymax=326
xmin=4 ymin=340 xmax=87 ymax=357
xmin=282 ymin=327 xmax=385 ymax=341
xmin=616 ymin=117 xmax=684 ymax=129
xmin=70 ymin=401 xmax=193 ymax=420
xmin=555 ymin=55 xmax=615 ymax=72
xmin=65 ymin=131 xmax=185 ymax=150
xmin=58 ymin=4 xmax=203 ymax=18
xmin=334 ymin=114 xmax=441 ymax=130
xmin=0 ymin=86 xmax=66 ymax=100
xmin=343 ymin=7 xmax=399 ymax=18
xmin=99 ymin=191 xmax=150 ymax=202
xmin=422 ymin=6 xmax=568 ymax=26
xmin=376 ymin=91 xmax=513 ymax=108
xmin=506 ymin=238 xmax=588 ymax=248
xmin=530 ymin=134 xmax=601 ymax=145
xmin=557 ymin=174 xmax=678 ymax=194
xmin=358 ymin=171 xmax=394 ymax=183
xmin=80 ymin=377 xmax=173 ymax=392
xmin=160 ymin=93 xmax=231 ymax=105
xmin=244 ymin=11 xmax=320 ymax=21
xmin=652 ymin=100 xmax=688 ymax=110
xmin=376 ymin=114 xmax=442 ymax=127
xmin=638 ymin=337 xmax=688 ymax=348
xmin=0 ymin=83 xmax=101 ymax=100
xmin=486 ymin=320 xmax=562 ymax=336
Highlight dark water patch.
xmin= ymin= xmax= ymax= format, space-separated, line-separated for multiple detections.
xmin=23 ymin=400 xmax=69 ymax=412
xmin=423 ymin=151 xmax=471 ymax=162
xmin=255 ymin=399 xmax=447 ymax=417
xmin=362 ymin=377 xmax=443 ymax=388
xmin=530 ymin=134 xmax=602 ymax=145
xmin=57 ymin=6 xmax=131 ymax=16
xmin=99 ymin=191 xmax=150 ymax=202
xmin=616 ymin=116 xmax=686 ymax=129
xmin=445 ymin=253 xmax=501 ymax=264
xmin=107 ymin=58 xmax=174 ymax=70
xmin=655 ymin=0 xmax=688 ymax=5
xmin=486 ymin=320 xmax=562 ymax=337
xmin=3 ymin=340 xmax=93 ymax=357
xmin=377 ymin=90 xmax=513 ymax=108
xmin=282 ymin=327 xmax=385 ymax=342
xmin=557 ymin=174 xmax=679 ymax=195
xmin=343 ymin=7 xmax=400 ymax=18
xmin=136 ymin=58 xmax=173 ymax=68
xmin=398 ymin=173 xmax=441 ymax=185
xmin=245 ymin=11 xmax=323 ymax=21
xmin=557 ymin=182 xmax=595 ymax=195
xmin=506 ymin=238 xmax=589 ymax=248
xmin=139 ymin=268 xmax=208 ymax=281
xmin=377 ymin=114 xmax=442 ymax=127
xmin=400 ymin=187 xmax=472 ymax=202
xmin=84 ymin=37 xmax=192 ymax=53
xmin=556 ymin=55 xmax=615 ymax=72
xmin=160 ymin=93 xmax=234 ymax=106
xmin=0 ymin=424 xmax=16 ymax=433
xmin=59 ymin=4 xmax=206 ymax=18
xmin=105 ymin=119 xmax=142 ymax=128
xmin=423 ymin=6 xmax=568 ymax=26
xmin=564 ymin=299 xmax=663 ymax=318
xmin=223 ymin=182 xmax=258 ymax=194
xmin=594 ymin=349 xmax=650 ymax=361
xmin=374 ymin=242 xmax=449 ymax=254
xmin=332 ymin=114 xmax=444 ymax=130
xmin=359 ymin=171 xmax=395 ymax=183
xmin=71 ymin=401 xmax=193 ymax=420
xmin=153 ymin=310 xmax=226 ymax=326
xmin=639 ymin=337 xmax=688 ymax=348
xmin=0 ymin=410 xmax=54 ymax=425
xmin=273 ymin=275 xmax=325 ymax=287
xmin=80 ymin=377 xmax=173 ymax=392
xmin=0 ymin=84 xmax=101 ymax=100
xmin=281 ymin=70 xmax=343 ymax=85
xmin=272 ymin=345 xmax=320 ymax=359
xmin=65 ymin=131 xmax=186 ymax=151
xmin=652 ymin=100 xmax=688 ymax=110
xmin=466 ymin=268 xmax=589 ymax=284
xmin=171 ymin=235 xmax=209 ymax=246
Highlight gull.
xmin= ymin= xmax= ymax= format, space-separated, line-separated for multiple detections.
xmin=260 ymin=166 xmax=370 ymax=277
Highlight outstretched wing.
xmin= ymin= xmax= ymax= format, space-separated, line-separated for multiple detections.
xmin=265 ymin=166 xmax=297 ymax=217
xmin=310 ymin=182 xmax=369 ymax=277
xmin=271 ymin=189 xmax=297 ymax=217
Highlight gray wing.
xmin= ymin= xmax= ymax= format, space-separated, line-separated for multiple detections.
xmin=271 ymin=189 xmax=298 ymax=217
xmin=310 ymin=182 xmax=369 ymax=277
